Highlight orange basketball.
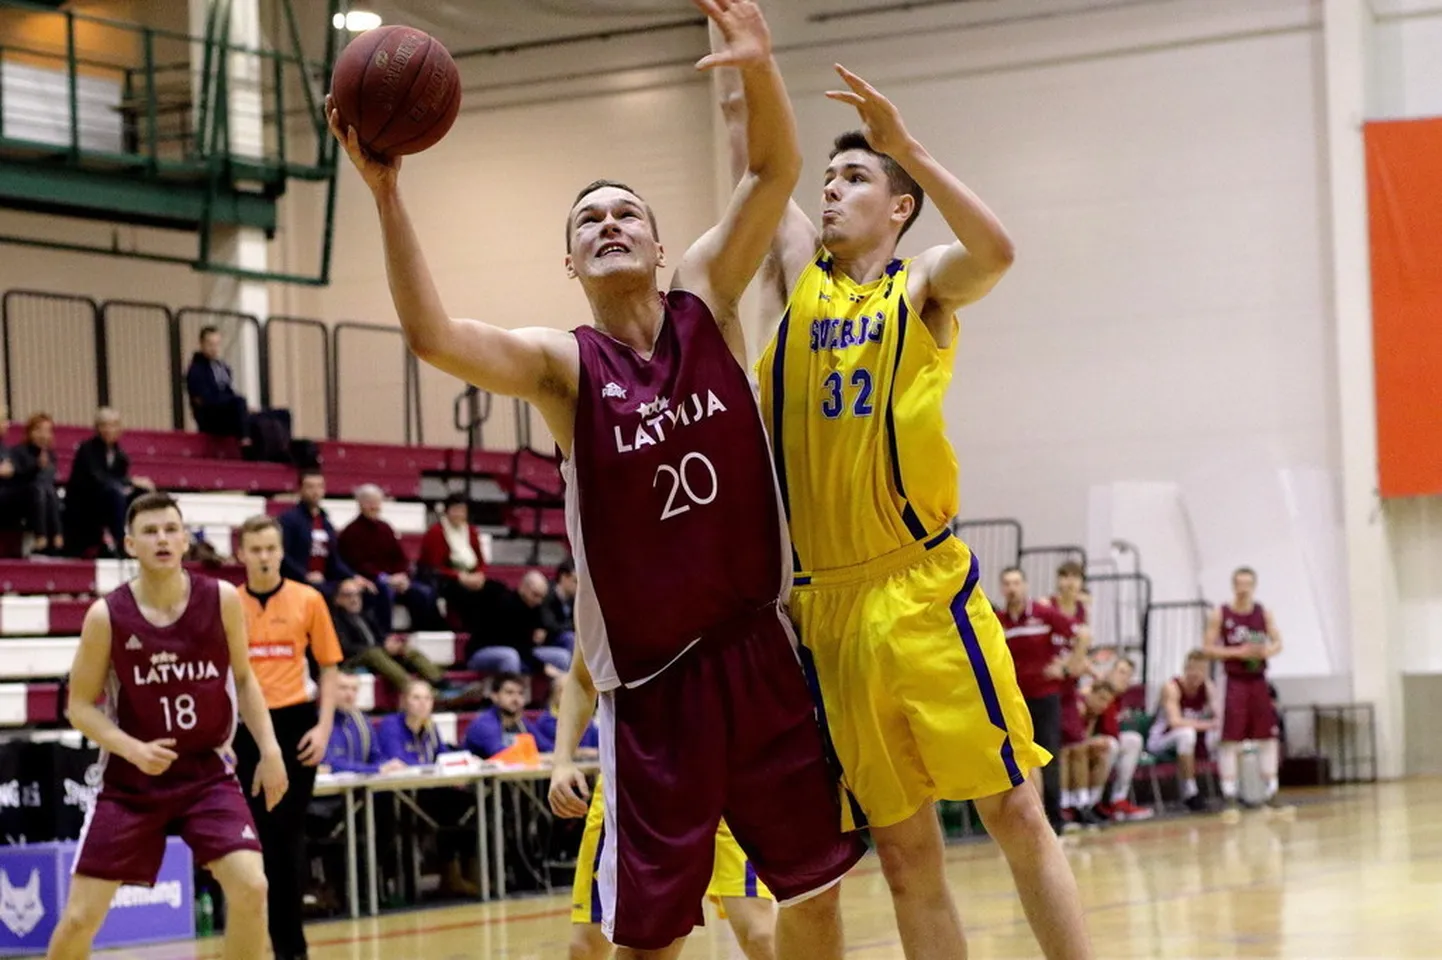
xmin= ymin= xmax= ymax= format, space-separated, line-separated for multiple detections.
xmin=330 ymin=25 xmax=461 ymax=157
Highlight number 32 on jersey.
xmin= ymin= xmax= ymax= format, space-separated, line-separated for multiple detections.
xmin=822 ymin=367 xmax=874 ymax=419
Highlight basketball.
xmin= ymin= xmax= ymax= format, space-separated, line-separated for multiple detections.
xmin=329 ymin=25 xmax=461 ymax=158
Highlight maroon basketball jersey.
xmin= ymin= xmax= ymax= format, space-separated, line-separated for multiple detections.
xmin=1048 ymin=597 xmax=1086 ymax=691
xmin=102 ymin=574 xmax=235 ymax=790
xmin=564 ymin=291 xmax=788 ymax=691
xmin=1219 ymin=602 xmax=1268 ymax=678
xmin=1152 ymin=675 xmax=1210 ymax=739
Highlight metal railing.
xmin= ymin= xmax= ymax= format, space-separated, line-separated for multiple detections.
xmin=953 ymin=518 xmax=1022 ymax=594
xmin=1019 ymin=544 xmax=1087 ymax=597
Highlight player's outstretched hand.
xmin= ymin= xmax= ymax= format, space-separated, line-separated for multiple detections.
xmin=324 ymin=93 xmax=401 ymax=193
xmin=693 ymin=0 xmax=772 ymax=72
xmin=129 ymin=738 xmax=178 ymax=776
xmin=826 ymin=65 xmax=913 ymax=157
xmin=548 ymin=761 xmax=591 ymax=819
xmin=254 ymin=748 xmax=289 ymax=812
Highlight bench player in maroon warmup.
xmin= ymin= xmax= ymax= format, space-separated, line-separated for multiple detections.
xmin=45 ymin=492 xmax=288 ymax=960
xmin=327 ymin=2 xmax=864 ymax=956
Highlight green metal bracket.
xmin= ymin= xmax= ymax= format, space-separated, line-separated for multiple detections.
xmin=0 ymin=0 xmax=347 ymax=285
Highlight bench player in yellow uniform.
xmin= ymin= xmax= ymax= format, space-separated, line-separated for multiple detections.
xmin=713 ymin=27 xmax=1093 ymax=960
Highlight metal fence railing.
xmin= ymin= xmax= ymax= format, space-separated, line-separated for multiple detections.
xmin=1 ymin=290 xmax=102 ymax=427
xmin=99 ymin=300 xmax=177 ymax=431
xmin=332 ymin=322 xmax=411 ymax=445
xmin=264 ymin=316 xmax=332 ymax=441
xmin=1019 ymin=544 xmax=1087 ymax=598
xmin=1143 ymin=599 xmax=1209 ymax=710
xmin=953 ymin=518 xmax=1022 ymax=595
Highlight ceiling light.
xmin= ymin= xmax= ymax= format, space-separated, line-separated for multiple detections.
xmin=332 ymin=10 xmax=383 ymax=32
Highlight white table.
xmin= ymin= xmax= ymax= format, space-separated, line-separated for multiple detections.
xmin=316 ymin=760 xmax=599 ymax=916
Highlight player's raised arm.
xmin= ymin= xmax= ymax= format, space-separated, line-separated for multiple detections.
xmin=673 ymin=0 xmax=801 ymax=359
xmin=325 ymin=96 xmax=574 ymax=406
xmin=66 ymin=601 xmax=176 ymax=776
xmin=220 ymin=582 xmax=287 ymax=810
xmin=711 ymin=21 xmax=818 ymax=305
xmin=547 ymin=653 xmax=598 ymax=819
xmin=825 ymin=66 xmax=1015 ymax=321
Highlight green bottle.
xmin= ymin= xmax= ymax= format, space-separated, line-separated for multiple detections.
xmin=197 ymin=890 xmax=214 ymax=936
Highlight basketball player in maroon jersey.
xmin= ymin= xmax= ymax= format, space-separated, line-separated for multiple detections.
xmin=1204 ymin=566 xmax=1284 ymax=808
xmin=1148 ymin=649 xmax=1220 ymax=813
xmin=327 ymin=2 xmax=863 ymax=956
xmin=45 ymin=492 xmax=288 ymax=960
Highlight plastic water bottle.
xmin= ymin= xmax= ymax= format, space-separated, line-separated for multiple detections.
xmin=197 ymin=890 xmax=214 ymax=936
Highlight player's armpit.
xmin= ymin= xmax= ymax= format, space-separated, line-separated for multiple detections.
xmin=911 ymin=242 xmax=1012 ymax=320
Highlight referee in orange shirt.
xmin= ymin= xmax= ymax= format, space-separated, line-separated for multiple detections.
xmin=232 ymin=514 xmax=343 ymax=960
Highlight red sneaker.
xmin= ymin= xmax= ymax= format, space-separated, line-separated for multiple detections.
xmin=1110 ymin=799 xmax=1155 ymax=820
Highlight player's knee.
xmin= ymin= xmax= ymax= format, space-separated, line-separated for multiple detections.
xmin=219 ymin=867 xmax=268 ymax=913
xmin=872 ymin=815 xmax=946 ymax=893
xmin=975 ymin=782 xmax=1050 ymax=845
xmin=54 ymin=901 xmax=107 ymax=942
xmin=569 ymin=923 xmax=611 ymax=960
xmin=1175 ymin=727 xmax=1198 ymax=756
xmin=732 ymin=921 xmax=777 ymax=960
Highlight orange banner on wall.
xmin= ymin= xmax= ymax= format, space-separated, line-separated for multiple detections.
xmin=1365 ymin=117 xmax=1442 ymax=498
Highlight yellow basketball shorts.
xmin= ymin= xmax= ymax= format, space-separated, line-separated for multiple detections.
xmin=790 ymin=529 xmax=1050 ymax=831
xmin=571 ymin=777 xmax=773 ymax=925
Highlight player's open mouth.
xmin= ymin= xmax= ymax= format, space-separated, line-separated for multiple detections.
xmin=597 ymin=243 xmax=629 ymax=259
xmin=155 ymin=551 xmax=173 ymax=559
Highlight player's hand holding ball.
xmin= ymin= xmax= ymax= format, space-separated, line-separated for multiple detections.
xmin=128 ymin=737 xmax=179 ymax=776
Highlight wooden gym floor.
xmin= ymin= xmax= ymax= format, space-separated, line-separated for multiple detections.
xmin=101 ymin=779 xmax=1442 ymax=959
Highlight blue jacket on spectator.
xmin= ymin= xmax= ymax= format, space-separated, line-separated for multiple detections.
xmin=325 ymin=708 xmax=381 ymax=774
xmin=375 ymin=712 xmax=449 ymax=766
xmin=532 ymin=708 xmax=597 ymax=751
xmin=279 ymin=502 xmax=356 ymax=585
xmin=463 ymin=707 xmax=555 ymax=759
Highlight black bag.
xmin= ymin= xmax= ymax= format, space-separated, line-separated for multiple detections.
xmin=290 ymin=438 xmax=321 ymax=470
xmin=244 ymin=410 xmax=293 ymax=465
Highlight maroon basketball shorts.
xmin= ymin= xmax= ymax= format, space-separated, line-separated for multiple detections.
xmin=74 ymin=766 xmax=262 ymax=885
xmin=1222 ymin=675 xmax=1278 ymax=742
xmin=592 ymin=602 xmax=866 ymax=950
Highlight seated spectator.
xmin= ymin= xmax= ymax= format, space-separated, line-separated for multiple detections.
xmin=338 ymin=484 xmax=440 ymax=632
xmin=1148 ymin=649 xmax=1220 ymax=813
xmin=0 ymin=404 xmax=22 ymax=536
xmin=463 ymin=673 xmax=555 ymax=760
xmin=541 ymin=558 xmax=577 ymax=652
xmin=185 ymin=325 xmax=250 ymax=441
xmin=63 ymin=407 xmax=154 ymax=558
xmin=420 ymin=492 xmax=507 ymax=631
xmin=9 ymin=413 xmax=63 ymax=553
xmin=465 ymin=571 xmax=571 ymax=678
xmin=531 ymin=670 xmax=598 ymax=758
xmin=375 ymin=680 xmax=476 ymax=896
xmin=320 ymin=672 xmax=405 ymax=776
xmin=1089 ymin=656 xmax=1153 ymax=821
xmin=280 ymin=471 xmax=366 ymax=601
xmin=332 ymin=580 xmax=446 ymax=697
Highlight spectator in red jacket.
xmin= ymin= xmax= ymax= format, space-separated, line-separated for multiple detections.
xmin=338 ymin=484 xmax=441 ymax=632
xmin=419 ymin=493 xmax=509 ymax=655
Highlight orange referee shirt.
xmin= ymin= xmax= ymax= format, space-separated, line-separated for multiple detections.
xmin=240 ymin=580 xmax=344 ymax=710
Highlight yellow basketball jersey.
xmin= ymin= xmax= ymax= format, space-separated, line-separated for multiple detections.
xmin=757 ymin=250 xmax=958 ymax=573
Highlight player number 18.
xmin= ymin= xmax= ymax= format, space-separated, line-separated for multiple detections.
xmin=159 ymin=694 xmax=199 ymax=732
xmin=654 ymin=451 xmax=719 ymax=520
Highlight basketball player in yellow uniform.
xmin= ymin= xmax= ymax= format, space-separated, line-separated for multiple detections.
xmin=714 ymin=32 xmax=1092 ymax=960
xmin=569 ymin=782 xmax=777 ymax=960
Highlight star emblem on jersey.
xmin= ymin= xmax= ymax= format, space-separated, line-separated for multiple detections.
xmin=125 ymin=635 xmax=142 ymax=651
xmin=150 ymin=651 xmax=179 ymax=665
xmin=636 ymin=396 xmax=669 ymax=418
xmin=602 ymin=382 xmax=627 ymax=400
